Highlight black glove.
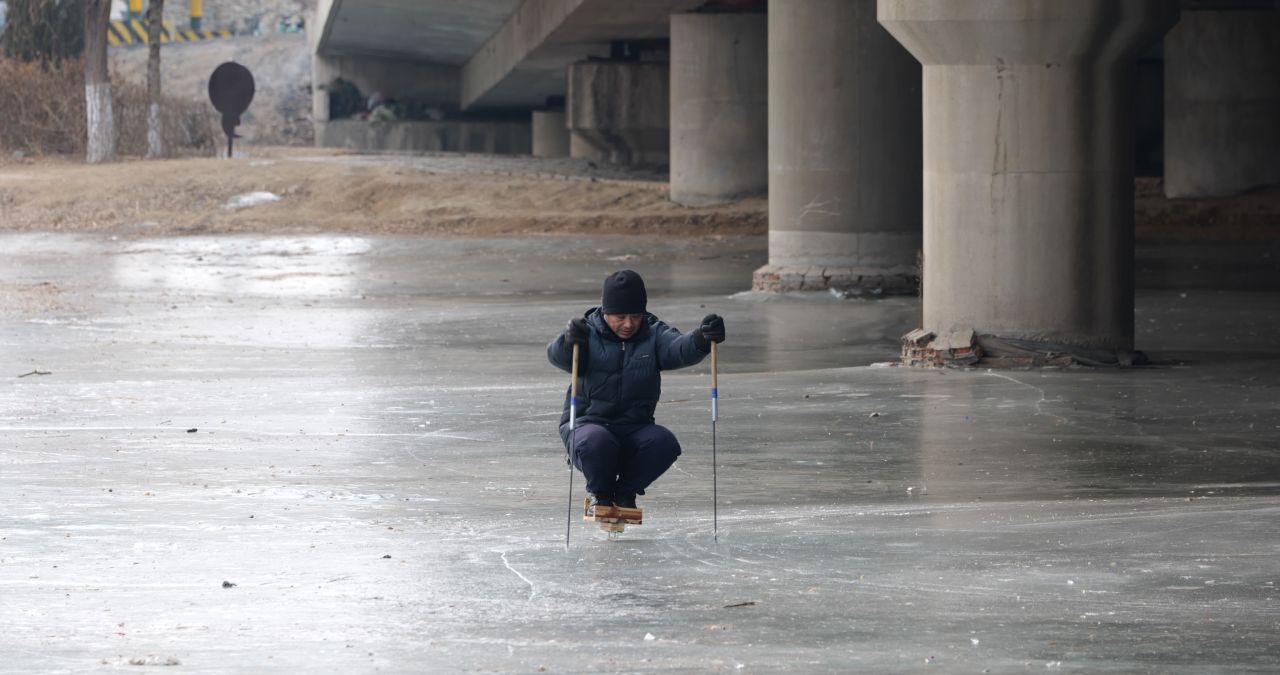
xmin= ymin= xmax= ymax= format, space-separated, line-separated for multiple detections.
xmin=699 ymin=314 xmax=725 ymax=344
xmin=565 ymin=317 xmax=590 ymax=347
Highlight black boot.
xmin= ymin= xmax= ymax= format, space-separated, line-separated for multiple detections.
xmin=615 ymin=493 xmax=637 ymax=509
xmin=587 ymin=493 xmax=614 ymax=514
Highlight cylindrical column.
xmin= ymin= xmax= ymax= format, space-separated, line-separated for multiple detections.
xmin=1165 ymin=10 xmax=1280 ymax=198
xmin=752 ymin=0 xmax=921 ymax=295
xmin=531 ymin=110 xmax=570 ymax=158
xmin=669 ymin=12 xmax=767 ymax=206
xmin=879 ymin=0 xmax=1177 ymax=356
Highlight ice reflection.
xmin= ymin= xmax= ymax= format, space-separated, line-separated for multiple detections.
xmin=108 ymin=236 xmax=378 ymax=350
xmin=110 ymin=236 xmax=374 ymax=298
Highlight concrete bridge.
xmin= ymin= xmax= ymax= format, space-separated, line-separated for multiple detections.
xmin=311 ymin=0 xmax=1280 ymax=366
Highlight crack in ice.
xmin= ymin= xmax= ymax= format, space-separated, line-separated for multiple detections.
xmin=984 ymin=372 xmax=1069 ymax=424
xmin=500 ymin=550 xmax=536 ymax=601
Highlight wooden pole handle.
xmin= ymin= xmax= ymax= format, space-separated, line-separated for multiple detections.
xmin=571 ymin=343 xmax=580 ymax=398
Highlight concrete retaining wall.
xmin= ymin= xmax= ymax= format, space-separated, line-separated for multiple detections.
xmin=316 ymin=119 xmax=531 ymax=155
xmin=312 ymin=53 xmax=460 ymax=123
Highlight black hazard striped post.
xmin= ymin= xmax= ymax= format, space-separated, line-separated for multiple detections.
xmin=107 ymin=19 xmax=150 ymax=46
xmin=107 ymin=18 xmax=232 ymax=47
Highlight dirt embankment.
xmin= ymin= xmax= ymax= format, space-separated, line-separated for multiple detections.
xmin=1134 ymin=177 xmax=1280 ymax=242
xmin=0 ymin=148 xmax=767 ymax=237
xmin=0 ymin=149 xmax=1275 ymax=240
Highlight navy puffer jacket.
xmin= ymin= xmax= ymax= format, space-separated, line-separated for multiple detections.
xmin=548 ymin=307 xmax=710 ymax=434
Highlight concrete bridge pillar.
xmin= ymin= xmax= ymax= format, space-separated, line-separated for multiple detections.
xmin=752 ymin=0 xmax=922 ymax=295
xmin=879 ymin=0 xmax=1177 ymax=360
xmin=566 ymin=60 xmax=669 ymax=166
xmin=531 ymin=110 xmax=570 ymax=158
xmin=669 ymin=12 xmax=767 ymax=206
xmin=1164 ymin=10 xmax=1280 ymax=198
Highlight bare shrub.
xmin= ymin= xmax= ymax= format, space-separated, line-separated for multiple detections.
xmin=2 ymin=0 xmax=86 ymax=65
xmin=114 ymin=79 xmax=219 ymax=157
xmin=0 ymin=57 xmax=219 ymax=157
xmin=0 ymin=57 xmax=85 ymax=154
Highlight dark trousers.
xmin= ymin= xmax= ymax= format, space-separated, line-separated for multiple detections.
xmin=561 ymin=423 xmax=682 ymax=498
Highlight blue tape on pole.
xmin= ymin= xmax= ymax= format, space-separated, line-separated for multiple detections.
xmin=711 ymin=387 xmax=718 ymax=399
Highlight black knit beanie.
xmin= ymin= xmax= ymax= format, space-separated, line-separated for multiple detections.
xmin=601 ymin=269 xmax=647 ymax=315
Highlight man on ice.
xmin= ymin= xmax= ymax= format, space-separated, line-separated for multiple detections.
xmin=547 ymin=269 xmax=725 ymax=520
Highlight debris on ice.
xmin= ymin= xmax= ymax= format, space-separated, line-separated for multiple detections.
xmin=128 ymin=655 xmax=181 ymax=666
xmin=224 ymin=191 xmax=282 ymax=210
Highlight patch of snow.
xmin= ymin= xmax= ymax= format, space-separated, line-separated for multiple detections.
xmin=224 ymin=192 xmax=282 ymax=210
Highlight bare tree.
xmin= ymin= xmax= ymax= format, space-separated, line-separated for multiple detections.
xmin=3 ymin=0 xmax=86 ymax=64
xmin=84 ymin=0 xmax=115 ymax=163
xmin=146 ymin=0 xmax=165 ymax=158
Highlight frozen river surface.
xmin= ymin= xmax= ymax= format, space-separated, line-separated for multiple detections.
xmin=2 ymin=233 xmax=1278 ymax=673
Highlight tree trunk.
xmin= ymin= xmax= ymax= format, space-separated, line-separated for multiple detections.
xmin=84 ymin=0 xmax=116 ymax=164
xmin=146 ymin=0 xmax=165 ymax=158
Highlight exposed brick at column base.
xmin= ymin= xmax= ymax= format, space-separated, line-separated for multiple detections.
xmin=901 ymin=330 xmax=1146 ymax=368
xmin=900 ymin=329 xmax=982 ymax=368
xmin=752 ymin=265 xmax=919 ymax=296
